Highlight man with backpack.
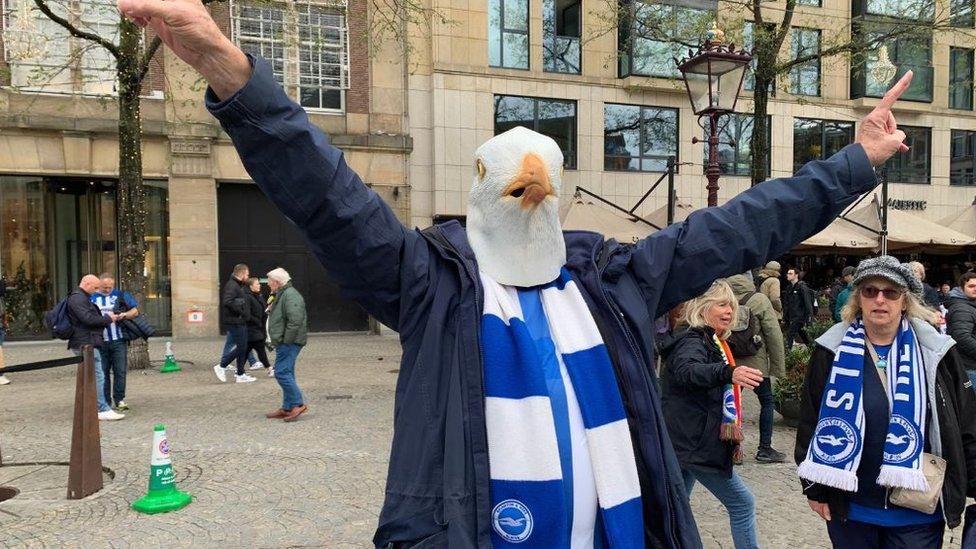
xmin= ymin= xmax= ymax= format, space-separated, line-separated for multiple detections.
xmin=65 ymin=274 xmax=125 ymax=421
xmin=783 ymin=267 xmax=814 ymax=351
xmin=214 ymin=263 xmax=257 ymax=383
xmin=726 ymin=273 xmax=787 ymax=463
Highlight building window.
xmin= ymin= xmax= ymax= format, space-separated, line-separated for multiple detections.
xmin=232 ymin=0 xmax=348 ymax=111
xmin=884 ymin=126 xmax=930 ymax=184
xmin=950 ymin=48 xmax=974 ymax=110
xmin=604 ymin=104 xmax=678 ymax=172
xmin=703 ymin=114 xmax=770 ymax=178
xmin=951 ymin=0 xmax=974 ymax=26
xmin=2 ymin=0 xmax=118 ymax=94
xmin=543 ymin=0 xmax=581 ymax=74
xmin=489 ymin=0 xmax=529 ymax=69
xmin=495 ymin=95 xmax=577 ymax=168
xmin=789 ymin=28 xmax=820 ymax=96
xmin=850 ymin=26 xmax=933 ymax=102
xmin=793 ymin=119 xmax=854 ymax=172
xmin=797 ymin=0 xmax=821 ymax=6
xmin=853 ymin=0 xmax=934 ymax=19
xmin=951 ymin=130 xmax=976 ymax=186
xmin=618 ymin=0 xmax=714 ymax=78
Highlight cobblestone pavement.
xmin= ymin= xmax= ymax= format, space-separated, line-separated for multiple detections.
xmin=0 ymin=335 xmax=961 ymax=548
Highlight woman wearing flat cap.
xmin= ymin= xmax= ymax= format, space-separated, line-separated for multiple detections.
xmin=794 ymin=255 xmax=976 ymax=547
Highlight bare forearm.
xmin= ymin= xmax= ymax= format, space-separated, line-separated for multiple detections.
xmin=198 ymin=42 xmax=251 ymax=101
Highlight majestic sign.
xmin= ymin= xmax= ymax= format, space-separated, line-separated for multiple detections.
xmin=887 ymin=199 xmax=927 ymax=211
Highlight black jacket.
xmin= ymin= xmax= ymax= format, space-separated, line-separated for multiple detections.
xmin=795 ymin=321 xmax=976 ymax=528
xmin=66 ymin=287 xmax=112 ymax=350
xmin=784 ymin=280 xmax=814 ymax=324
xmin=923 ymin=284 xmax=941 ymax=309
xmin=661 ymin=326 xmax=736 ymax=477
xmin=221 ymin=277 xmax=248 ymax=327
xmin=246 ymin=291 xmax=268 ymax=342
xmin=947 ymin=291 xmax=976 ymax=371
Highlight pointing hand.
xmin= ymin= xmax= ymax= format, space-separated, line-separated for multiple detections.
xmin=856 ymin=71 xmax=913 ymax=167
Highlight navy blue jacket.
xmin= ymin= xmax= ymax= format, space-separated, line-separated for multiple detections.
xmin=206 ymin=56 xmax=878 ymax=548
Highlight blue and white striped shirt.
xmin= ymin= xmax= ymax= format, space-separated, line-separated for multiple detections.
xmin=91 ymin=290 xmax=136 ymax=342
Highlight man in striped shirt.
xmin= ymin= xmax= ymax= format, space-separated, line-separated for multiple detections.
xmin=91 ymin=273 xmax=139 ymax=411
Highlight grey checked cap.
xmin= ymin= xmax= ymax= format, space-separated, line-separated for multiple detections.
xmin=852 ymin=255 xmax=923 ymax=296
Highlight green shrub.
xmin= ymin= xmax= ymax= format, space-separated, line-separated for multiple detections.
xmin=774 ymin=345 xmax=812 ymax=406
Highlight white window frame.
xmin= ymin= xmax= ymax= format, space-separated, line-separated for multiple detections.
xmin=230 ymin=0 xmax=350 ymax=114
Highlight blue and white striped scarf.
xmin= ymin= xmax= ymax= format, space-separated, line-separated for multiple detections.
xmin=481 ymin=268 xmax=643 ymax=548
xmin=797 ymin=318 xmax=928 ymax=493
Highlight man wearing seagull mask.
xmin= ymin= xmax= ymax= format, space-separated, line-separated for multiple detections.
xmin=116 ymin=0 xmax=914 ymax=546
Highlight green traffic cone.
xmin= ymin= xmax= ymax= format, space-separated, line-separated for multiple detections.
xmin=160 ymin=341 xmax=181 ymax=373
xmin=131 ymin=424 xmax=192 ymax=514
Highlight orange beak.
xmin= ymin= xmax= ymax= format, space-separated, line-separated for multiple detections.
xmin=502 ymin=153 xmax=554 ymax=209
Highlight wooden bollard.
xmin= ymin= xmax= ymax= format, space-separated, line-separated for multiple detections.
xmin=67 ymin=346 xmax=103 ymax=499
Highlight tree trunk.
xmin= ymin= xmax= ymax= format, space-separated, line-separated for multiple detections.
xmin=749 ymin=75 xmax=772 ymax=188
xmin=117 ymin=20 xmax=150 ymax=370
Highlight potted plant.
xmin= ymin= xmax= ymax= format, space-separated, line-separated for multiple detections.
xmin=774 ymin=345 xmax=812 ymax=427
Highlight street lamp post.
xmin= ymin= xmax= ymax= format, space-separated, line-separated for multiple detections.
xmin=676 ymin=23 xmax=753 ymax=207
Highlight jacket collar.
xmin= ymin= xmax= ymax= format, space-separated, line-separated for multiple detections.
xmin=816 ymin=317 xmax=954 ymax=365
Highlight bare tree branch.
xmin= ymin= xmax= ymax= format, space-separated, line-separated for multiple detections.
xmin=33 ymin=0 xmax=120 ymax=58
xmin=137 ymin=36 xmax=163 ymax=82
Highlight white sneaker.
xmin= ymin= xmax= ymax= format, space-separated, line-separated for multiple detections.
xmin=249 ymin=362 xmax=264 ymax=370
xmin=98 ymin=410 xmax=125 ymax=421
xmin=0 ymin=375 xmax=9 ymax=385
xmin=213 ymin=364 xmax=227 ymax=383
xmin=267 ymin=367 xmax=275 ymax=378
xmin=235 ymin=373 xmax=257 ymax=383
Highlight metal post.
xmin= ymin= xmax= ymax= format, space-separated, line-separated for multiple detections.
xmin=667 ymin=156 xmax=676 ymax=225
xmin=68 ymin=345 xmax=103 ymax=500
xmin=705 ymin=113 xmax=722 ymax=207
xmin=879 ymin=168 xmax=889 ymax=256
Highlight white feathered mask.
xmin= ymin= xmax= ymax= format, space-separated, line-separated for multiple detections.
xmin=467 ymin=126 xmax=566 ymax=287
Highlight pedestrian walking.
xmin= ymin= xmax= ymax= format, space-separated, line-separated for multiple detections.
xmin=945 ymin=271 xmax=976 ymax=389
xmin=245 ymin=277 xmax=273 ymax=378
xmin=68 ymin=274 xmax=124 ymax=421
xmin=110 ymin=0 xmax=917 ymax=540
xmin=758 ymin=261 xmax=783 ymax=321
xmin=662 ymin=280 xmax=764 ymax=549
xmin=784 ymin=267 xmax=815 ymax=350
xmin=91 ymin=273 xmax=139 ymax=411
xmin=726 ymin=273 xmax=787 ymax=463
xmin=214 ymin=263 xmax=257 ymax=383
xmin=264 ymin=268 xmax=308 ymax=421
xmin=796 ymin=256 xmax=976 ymax=548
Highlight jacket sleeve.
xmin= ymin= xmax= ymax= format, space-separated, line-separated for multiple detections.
xmin=206 ymin=55 xmax=433 ymax=331
xmin=766 ymin=278 xmax=783 ymax=316
xmin=69 ymin=293 xmax=112 ymax=329
xmin=665 ymin=336 xmax=734 ymax=390
xmin=943 ymin=349 xmax=976 ymax=497
xmin=282 ymin=291 xmax=306 ymax=343
xmin=947 ymin=307 xmax=976 ymax=359
xmin=802 ymin=284 xmax=815 ymax=319
xmin=756 ymin=296 xmax=785 ymax=377
xmin=630 ymin=144 xmax=877 ymax=315
xmin=796 ymin=346 xmax=831 ymax=502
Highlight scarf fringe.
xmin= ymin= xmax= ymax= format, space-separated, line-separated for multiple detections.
xmin=877 ymin=464 xmax=931 ymax=492
xmin=720 ymin=423 xmax=744 ymax=444
xmin=797 ymin=459 xmax=859 ymax=492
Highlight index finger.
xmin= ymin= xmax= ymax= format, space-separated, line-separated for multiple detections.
xmin=878 ymin=70 xmax=914 ymax=110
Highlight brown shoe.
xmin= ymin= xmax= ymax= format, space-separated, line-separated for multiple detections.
xmin=265 ymin=408 xmax=288 ymax=419
xmin=283 ymin=404 xmax=308 ymax=422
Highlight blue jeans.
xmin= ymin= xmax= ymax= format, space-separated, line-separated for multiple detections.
xmin=221 ymin=331 xmax=258 ymax=366
xmin=967 ymin=370 xmax=976 ymax=394
xmin=274 ymin=343 xmax=305 ymax=410
xmin=682 ymin=468 xmax=758 ymax=549
xmin=100 ymin=339 xmax=127 ymax=405
xmin=754 ymin=377 xmax=774 ymax=448
xmin=74 ymin=348 xmax=110 ymax=413
xmin=220 ymin=325 xmax=249 ymax=375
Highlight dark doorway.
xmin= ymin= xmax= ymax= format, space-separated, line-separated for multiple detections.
xmin=216 ymin=182 xmax=369 ymax=333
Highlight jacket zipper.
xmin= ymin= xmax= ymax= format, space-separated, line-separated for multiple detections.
xmin=596 ymin=249 xmax=679 ymax=545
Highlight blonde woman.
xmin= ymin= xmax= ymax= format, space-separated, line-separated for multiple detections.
xmin=795 ymin=256 xmax=976 ymax=548
xmin=661 ymin=280 xmax=764 ymax=549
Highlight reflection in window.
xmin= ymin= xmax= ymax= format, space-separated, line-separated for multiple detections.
xmin=489 ymin=0 xmax=530 ymax=69
xmin=951 ymin=130 xmax=976 ymax=186
xmin=793 ymin=118 xmax=854 ymax=172
xmin=951 ymin=0 xmax=974 ymax=26
xmin=884 ymin=126 xmax=930 ymax=184
xmin=0 ymin=176 xmax=51 ymax=337
xmin=797 ymin=0 xmax=821 ymax=5
xmin=950 ymin=48 xmax=974 ymax=110
xmin=495 ymin=95 xmax=577 ymax=168
xmin=543 ymin=0 xmax=581 ymax=74
xmin=619 ymin=1 xmax=714 ymax=78
xmin=703 ymin=114 xmax=770 ymax=177
xmin=143 ymin=181 xmax=172 ymax=332
xmin=859 ymin=0 xmax=933 ymax=19
xmin=851 ymin=26 xmax=933 ymax=102
xmin=789 ymin=28 xmax=820 ymax=96
xmin=604 ymin=104 xmax=678 ymax=172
